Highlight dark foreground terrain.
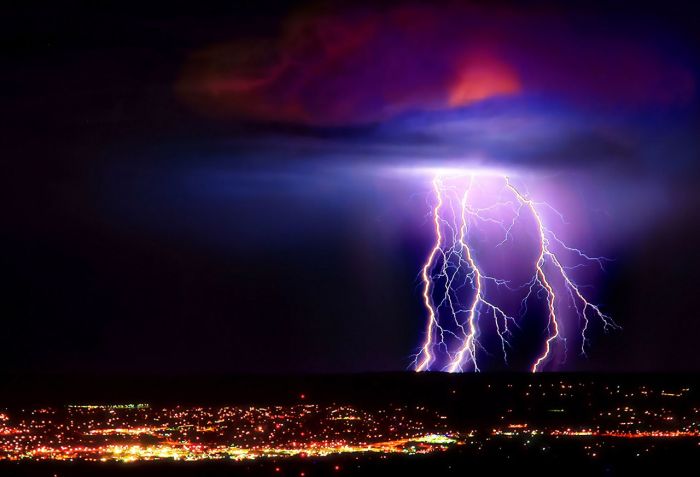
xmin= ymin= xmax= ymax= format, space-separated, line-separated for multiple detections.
xmin=3 ymin=446 xmax=699 ymax=477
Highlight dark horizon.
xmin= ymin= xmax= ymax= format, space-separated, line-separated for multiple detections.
xmin=1 ymin=372 xmax=698 ymax=408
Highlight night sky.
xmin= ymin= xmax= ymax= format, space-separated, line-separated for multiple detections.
xmin=3 ymin=0 xmax=700 ymax=374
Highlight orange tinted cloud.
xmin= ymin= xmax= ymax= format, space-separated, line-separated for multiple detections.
xmin=449 ymin=54 xmax=521 ymax=107
xmin=177 ymin=5 xmax=522 ymax=125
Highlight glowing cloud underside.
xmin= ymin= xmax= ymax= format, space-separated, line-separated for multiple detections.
xmin=413 ymin=173 xmax=618 ymax=372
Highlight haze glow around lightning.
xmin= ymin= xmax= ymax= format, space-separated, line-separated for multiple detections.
xmin=410 ymin=168 xmax=618 ymax=372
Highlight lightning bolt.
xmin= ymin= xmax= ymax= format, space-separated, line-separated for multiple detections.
xmin=415 ymin=178 xmax=446 ymax=372
xmin=504 ymin=178 xmax=562 ymax=372
xmin=413 ymin=173 xmax=617 ymax=373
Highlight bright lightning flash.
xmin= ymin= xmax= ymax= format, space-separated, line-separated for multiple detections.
xmin=412 ymin=172 xmax=617 ymax=372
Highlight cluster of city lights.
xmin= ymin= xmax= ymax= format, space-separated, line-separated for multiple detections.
xmin=0 ymin=404 xmax=456 ymax=462
xmin=0 ymin=381 xmax=697 ymax=463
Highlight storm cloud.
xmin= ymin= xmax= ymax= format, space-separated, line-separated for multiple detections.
xmin=177 ymin=3 xmax=694 ymax=126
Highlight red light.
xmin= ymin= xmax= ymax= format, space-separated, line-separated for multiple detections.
xmin=334 ymin=465 xmax=341 ymax=471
